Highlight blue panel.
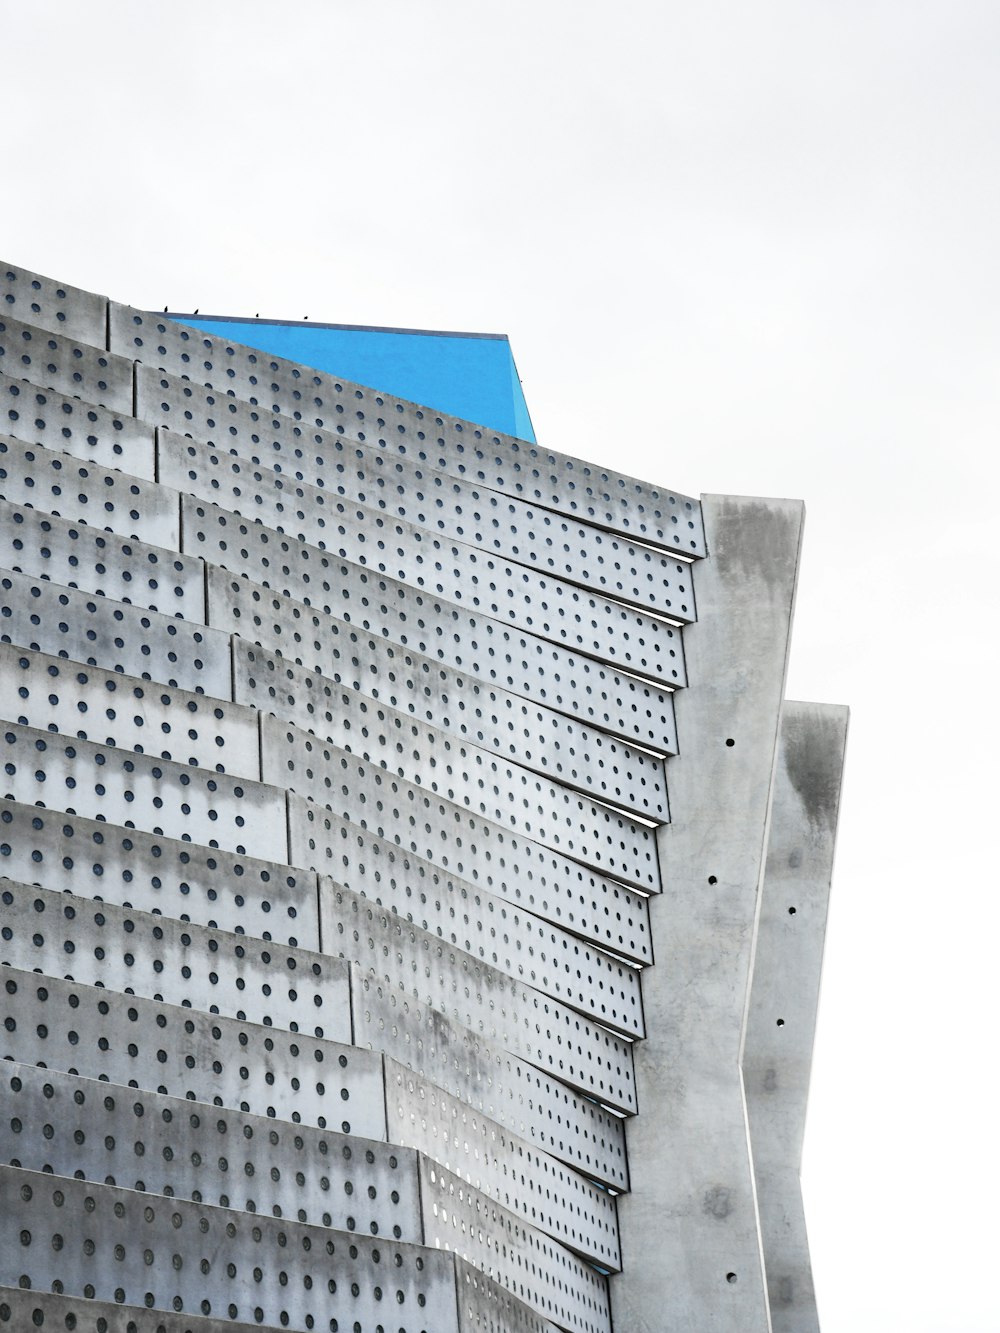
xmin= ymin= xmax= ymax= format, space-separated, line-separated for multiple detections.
xmin=170 ymin=315 xmax=535 ymax=443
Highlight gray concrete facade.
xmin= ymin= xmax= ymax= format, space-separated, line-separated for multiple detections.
xmin=0 ymin=259 xmax=847 ymax=1331
xmin=745 ymin=702 xmax=849 ymax=1331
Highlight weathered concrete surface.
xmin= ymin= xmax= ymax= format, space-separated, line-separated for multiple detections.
xmin=744 ymin=701 xmax=849 ymax=1332
xmin=613 ymin=494 xmax=804 ymax=1332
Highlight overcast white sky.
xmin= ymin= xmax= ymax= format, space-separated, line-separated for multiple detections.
xmin=5 ymin=2 xmax=998 ymax=1329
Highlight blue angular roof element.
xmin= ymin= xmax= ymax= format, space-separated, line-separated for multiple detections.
xmin=169 ymin=314 xmax=535 ymax=443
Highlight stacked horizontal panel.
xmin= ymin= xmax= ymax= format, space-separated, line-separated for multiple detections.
xmin=385 ymin=1058 xmax=621 ymax=1269
xmin=232 ymin=636 xmax=673 ymax=811
xmin=0 ymin=1060 xmax=422 ymax=1239
xmin=0 ymin=259 xmax=726 ymax=1331
xmin=0 ymin=371 xmax=154 ymax=476
xmin=0 ymin=878 xmax=344 ymax=1037
xmin=421 ymin=1159 xmax=612 ymax=1333
xmin=0 ymin=1167 xmax=459 ymax=1330
xmin=0 ymin=567 xmax=232 ymax=695
xmin=209 ymin=564 xmax=685 ymax=742
xmin=0 ymin=435 xmax=178 ymax=545
xmin=0 ymin=968 xmax=385 ymax=1135
xmin=0 ymin=801 xmax=317 ymax=947
xmin=350 ymin=971 xmax=630 ymax=1192
xmin=321 ymin=880 xmax=638 ymax=1113
xmin=110 ymin=300 xmax=706 ymax=554
xmin=309 ymin=810 xmax=646 ymax=1022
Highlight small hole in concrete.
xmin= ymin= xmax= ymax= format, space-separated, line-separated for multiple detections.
xmin=707 ymin=876 xmax=717 ymax=885
xmin=776 ymin=1018 xmax=785 ymax=1027
xmin=788 ymin=906 xmax=796 ymax=915
xmin=726 ymin=1272 xmax=737 ymax=1284
xmin=725 ymin=738 xmax=735 ymax=747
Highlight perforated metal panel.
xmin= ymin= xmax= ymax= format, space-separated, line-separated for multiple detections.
xmin=0 ymin=645 xmax=259 ymax=780
xmin=0 ymin=434 xmax=179 ymax=547
xmin=0 ymin=501 xmax=203 ymax=618
xmin=211 ymin=567 xmax=684 ymax=755
xmin=313 ymin=811 xmax=647 ymax=1026
xmin=0 ymin=879 xmax=349 ymax=1040
xmin=0 ymin=801 xmax=318 ymax=949
xmin=157 ymin=418 xmax=695 ymax=618
xmin=0 ymin=968 xmax=386 ymax=1137
xmin=351 ymin=973 xmax=629 ymax=1190
xmin=235 ymin=637 xmax=674 ymax=818
xmin=385 ymin=1058 xmax=621 ymax=1269
xmin=0 ymin=568 xmax=232 ymax=698
xmin=0 ymin=1167 xmax=459 ymax=1330
xmin=0 ymin=312 xmax=132 ymax=412
xmin=0 ymin=1288 xmax=266 ymax=1333
xmin=1 ymin=722 xmax=285 ymax=861
xmin=455 ymin=1257 xmax=561 ymax=1333
xmin=321 ymin=882 xmax=637 ymax=1112
xmin=420 ymin=1159 xmax=611 ymax=1333
xmin=3 ymin=263 xmax=107 ymax=345
xmin=0 ymin=371 xmax=154 ymax=480
xmin=184 ymin=495 xmax=688 ymax=682
xmin=296 ymin=792 xmax=650 ymax=985
xmin=1 ymin=1061 xmax=423 ymax=1241
xmin=293 ymin=782 xmax=657 ymax=963
xmin=264 ymin=714 xmax=660 ymax=893
xmin=114 ymin=305 xmax=705 ymax=555
xmin=0 ymin=269 xmax=763 ymax=1328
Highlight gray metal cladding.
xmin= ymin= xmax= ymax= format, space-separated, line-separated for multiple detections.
xmin=0 ymin=498 xmax=202 ymax=616
xmin=0 ymin=721 xmax=286 ymax=860
xmin=184 ymin=493 xmax=687 ymax=679
xmin=264 ymin=713 xmax=660 ymax=892
xmin=455 ymin=1258 xmax=562 ymax=1333
xmin=0 ymin=643 xmax=260 ymax=779
xmin=0 ymin=1166 xmax=457 ymax=1331
xmin=233 ymin=635 xmax=675 ymax=809
xmin=310 ymin=810 xmax=647 ymax=1023
xmin=0 ymin=433 xmax=179 ymax=546
xmin=349 ymin=970 xmax=630 ymax=1191
xmin=290 ymin=791 xmax=658 ymax=952
xmin=0 ymin=311 xmax=133 ymax=412
xmin=0 ymin=261 xmax=743 ymax=1329
xmin=2 ymin=263 xmax=107 ymax=344
xmin=158 ymin=426 xmax=693 ymax=618
xmin=419 ymin=1158 xmax=612 ymax=1333
xmin=0 ymin=567 xmax=232 ymax=696
xmin=0 ymin=1289 xmax=271 ymax=1333
xmin=113 ymin=301 xmax=705 ymax=554
xmin=0 ymin=369 xmax=154 ymax=478
xmin=0 ymin=800 xmax=318 ymax=949
xmin=0 ymin=878 xmax=348 ymax=1040
xmin=320 ymin=879 xmax=638 ymax=1113
xmin=209 ymin=563 xmax=686 ymax=743
xmin=0 ymin=968 xmax=386 ymax=1136
xmin=0 ymin=1060 xmax=422 ymax=1241
xmin=385 ymin=1057 xmax=621 ymax=1270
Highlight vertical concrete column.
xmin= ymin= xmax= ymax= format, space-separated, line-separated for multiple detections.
xmin=612 ymin=495 xmax=803 ymax=1333
xmin=743 ymin=701 xmax=848 ymax=1332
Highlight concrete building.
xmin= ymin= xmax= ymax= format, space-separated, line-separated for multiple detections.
xmin=0 ymin=259 xmax=846 ymax=1332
